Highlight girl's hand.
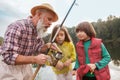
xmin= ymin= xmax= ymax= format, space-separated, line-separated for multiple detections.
xmin=55 ymin=61 xmax=64 ymax=70
xmin=64 ymin=59 xmax=72 ymax=67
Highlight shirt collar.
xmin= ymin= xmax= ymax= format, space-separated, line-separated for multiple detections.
xmin=27 ymin=16 xmax=35 ymax=29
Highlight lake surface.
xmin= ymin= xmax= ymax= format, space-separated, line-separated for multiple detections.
xmin=33 ymin=61 xmax=120 ymax=80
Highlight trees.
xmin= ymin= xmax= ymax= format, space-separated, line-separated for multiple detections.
xmin=92 ymin=15 xmax=120 ymax=61
xmin=0 ymin=36 xmax=3 ymax=46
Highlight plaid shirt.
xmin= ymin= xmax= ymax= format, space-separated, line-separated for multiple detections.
xmin=0 ymin=17 xmax=44 ymax=65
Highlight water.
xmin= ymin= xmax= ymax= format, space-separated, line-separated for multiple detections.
xmin=33 ymin=61 xmax=120 ymax=80
xmin=109 ymin=61 xmax=120 ymax=80
xmin=0 ymin=56 xmax=120 ymax=80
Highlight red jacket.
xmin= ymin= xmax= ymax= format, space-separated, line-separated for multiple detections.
xmin=76 ymin=38 xmax=110 ymax=80
xmin=76 ymin=65 xmax=91 ymax=80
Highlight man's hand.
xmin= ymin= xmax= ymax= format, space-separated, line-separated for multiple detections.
xmin=34 ymin=54 xmax=48 ymax=65
xmin=40 ymin=42 xmax=62 ymax=54
xmin=46 ymin=43 xmax=62 ymax=52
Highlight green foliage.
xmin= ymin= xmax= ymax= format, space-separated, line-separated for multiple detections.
xmin=67 ymin=27 xmax=79 ymax=45
xmin=0 ymin=36 xmax=4 ymax=46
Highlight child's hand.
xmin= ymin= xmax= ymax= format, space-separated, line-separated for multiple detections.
xmin=64 ymin=59 xmax=72 ymax=67
xmin=55 ymin=61 xmax=64 ymax=70
xmin=87 ymin=63 xmax=96 ymax=73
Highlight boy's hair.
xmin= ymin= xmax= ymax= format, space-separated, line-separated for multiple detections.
xmin=75 ymin=21 xmax=96 ymax=38
xmin=50 ymin=24 xmax=72 ymax=42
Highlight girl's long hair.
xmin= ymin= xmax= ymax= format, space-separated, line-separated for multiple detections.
xmin=50 ymin=24 xmax=72 ymax=43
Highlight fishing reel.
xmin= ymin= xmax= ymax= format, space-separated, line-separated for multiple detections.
xmin=53 ymin=51 xmax=63 ymax=60
xmin=47 ymin=50 xmax=63 ymax=67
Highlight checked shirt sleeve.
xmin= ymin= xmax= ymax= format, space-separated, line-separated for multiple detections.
xmin=1 ymin=23 xmax=22 ymax=65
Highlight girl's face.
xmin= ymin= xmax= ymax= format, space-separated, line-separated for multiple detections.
xmin=76 ymin=31 xmax=90 ymax=41
xmin=55 ymin=30 xmax=65 ymax=45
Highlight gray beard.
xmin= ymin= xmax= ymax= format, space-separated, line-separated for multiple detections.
xmin=37 ymin=27 xmax=48 ymax=38
xmin=36 ymin=19 xmax=48 ymax=38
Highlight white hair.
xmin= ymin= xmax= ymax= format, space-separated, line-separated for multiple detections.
xmin=35 ymin=9 xmax=48 ymax=14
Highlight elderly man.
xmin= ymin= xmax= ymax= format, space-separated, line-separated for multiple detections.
xmin=0 ymin=3 xmax=58 ymax=80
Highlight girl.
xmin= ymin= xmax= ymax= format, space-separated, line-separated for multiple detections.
xmin=49 ymin=25 xmax=76 ymax=80
xmin=74 ymin=21 xmax=111 ymax=80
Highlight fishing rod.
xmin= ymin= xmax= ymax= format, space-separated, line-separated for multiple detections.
xmin=32 ymin=0 xmax=76 ymax=80
xmin=52 ymin=0 xmax=76 ymax=42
